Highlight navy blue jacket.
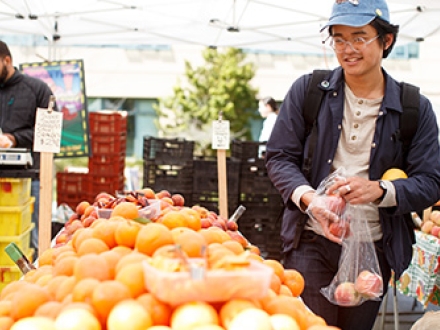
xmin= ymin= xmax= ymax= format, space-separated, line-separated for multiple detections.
xmin=266 ymin=67 xmax=440 ymax=278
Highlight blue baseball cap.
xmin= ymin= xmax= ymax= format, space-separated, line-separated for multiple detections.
xmin=320 ymin=0 xmax=390 ymax=32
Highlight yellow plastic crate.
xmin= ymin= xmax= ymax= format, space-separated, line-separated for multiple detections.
xmin=0 ymin=265 xmax=22 ymax=293
xmin=0 ymin=197 xmax=35 ymax=236
xmin=0 ymin=178 xmax=31 ymax=207
xmin=0 ymin=224 xmax=34 ymax=265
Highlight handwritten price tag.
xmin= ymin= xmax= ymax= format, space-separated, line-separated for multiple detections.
xmin=212 ymin=120 xmax=230 ymax=150
xmin=34 ymin=108 xmax=63 ymax=153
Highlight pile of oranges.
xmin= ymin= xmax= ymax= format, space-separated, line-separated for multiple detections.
xmin=0 ymin=187 xmax=340 ymax=330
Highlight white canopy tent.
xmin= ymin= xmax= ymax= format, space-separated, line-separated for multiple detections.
xmin=0 ymin=0 xmax=439 ymax=55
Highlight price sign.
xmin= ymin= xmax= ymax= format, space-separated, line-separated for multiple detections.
xmin=34 ymin=108 xmax=63 ymax=153
xmin=212 ymin=120 xmax=230 ymax=150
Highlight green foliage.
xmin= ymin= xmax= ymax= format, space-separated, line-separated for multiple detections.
xmin=155 ymin=47 xmax=259 ymax=154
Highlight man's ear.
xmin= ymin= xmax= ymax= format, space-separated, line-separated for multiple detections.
xmin=384 ymin=34 xmax=393 ymax=50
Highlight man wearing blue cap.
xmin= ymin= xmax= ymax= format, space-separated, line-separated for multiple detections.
xmin=266 ymin=0 xmax=440 ymax=329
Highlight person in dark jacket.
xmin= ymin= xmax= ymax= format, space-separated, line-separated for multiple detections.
xmin=265 ymin=1 xmax=440 ymax=329
xmin=0 ymin=40 xmax=55 ymax=258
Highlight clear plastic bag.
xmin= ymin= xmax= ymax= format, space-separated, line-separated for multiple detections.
xmin=320 ymin=204 xmax=384 ymax=307
xmin=306 ymin=167 xmax=350 ymax=241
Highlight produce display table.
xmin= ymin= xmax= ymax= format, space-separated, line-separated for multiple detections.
xmin=397 ymin=230 xmax=440 ymax=308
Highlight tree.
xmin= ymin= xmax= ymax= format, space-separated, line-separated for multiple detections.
xmin=155 ymin=47 xmax=259 ymax=154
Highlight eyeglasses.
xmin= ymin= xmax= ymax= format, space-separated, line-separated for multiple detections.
xmin=329 ymin=35 xmax=380 ymax=53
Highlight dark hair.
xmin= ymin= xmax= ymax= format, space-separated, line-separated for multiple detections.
xmin=329 ymin=18 xmax=399 ymax=59
xmin=370 ymin=18 xmax=399 ymax=58
xmin=261 ymin=97 xmax=278 ymax=112
xmin=0 ymin=41 xmax=12 ymax=59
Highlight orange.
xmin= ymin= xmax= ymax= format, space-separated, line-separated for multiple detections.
xmin=171 ymin=301 xmax=219 ymax=330
xmin=45 ymin=275 xmax=69 ymax=300
xmin=55 ymin=308 xmax=101 ymax=330
xmin=222 ymin=240 xmax=245 ymax=255
xmin=100 ymin=249 xmax=121 ymax=279
xmin=23 ymin=265 xmax=52 ymax=284
xmin=10 ymin=283 xmax=51 ymax=320
xmin=173 ymin=229 xmax=207 ymax=258
xmin=181 ymin=208 xmax=202 ymax=231
xmin=92 ymin=220 xmax=119 ymax=248
xmin=228 ymin=308 xmax=272 ymax=330
xmin=55 ymin=276 xmax=77 ymax=302
xmin=283 ymin=269 xmax=305 ymax=297
xmin=0 ymin=279 xmax=30 ymax=301
xmin=263 ymin=296 xmax=307 ymax=330
xmin=199 ymin=227 xmax=231 ymax=244
xmin=0 ymin=316 xmax=13 ymax=329
xmin=112 ymin=245 xmax=133 ymax=257
xmin=270 ymin=273 xmax=282 ymax=294
xmin=115 ymin=251 xmax=148 ymax=274
xmin=60 ymin=302 xmax=97 ymax=316
xmin=279 ymin=284 xmax=293 ymax=297
xmin=115 ymin=263 xmax=146 ymax=298
xmin=72 ymin=278 xmax=100 ymax=304
xmin=137 ymin=188 xmax=156 ymax=199
xmin=263 ymin=259 xmax=285 ymax=283
xmin=9 ymin=316 xmax=56 ymax=329
xmin=111 ymin=201 xmax=140 ymax=220
xmin=248 ymin=244 xmax=261 ymax=256
xmin=0 ymin=301 xmax=11 ymax=317
xmin=107 ymin=299 xmax=153 ymax=330
xmin=135 ymin=223 xmax=174 ymax=256
xmin=91 ymin=280 xmax=132 ymax=322
xmin=305 ymin=312 xmax=328 ymax=328
xmin=38 ymin=248 xmax=54 ymax=266
xmin=137 ymin=293 xmax=172 ymax=326
xmin=114 ymin=219 xmax=142 ymax=248
xmin=170 ymin=227 xmax=193 ymax=241
xmin=52 ymin=255 xmax=78 ymax=277
xmin=77 ymin=237 xmax=110 ymax=256
xmin=74 ymin=254 xmax=111 ymax=282
xmin=381 ymin=168 xmax=408 ymax=181
xmin=72 ymin=227 xmax=94 ymax=252
xmin=34 ymin=301 xmax=63 ymax=319
xmin=159 ymin=210 xmax=189 ymax=229
xmin=219 ymin=299 xmax=256 ymax=328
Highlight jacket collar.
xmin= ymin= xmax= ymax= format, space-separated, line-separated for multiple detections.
xmin=1 ymin=68 xmax=22 ymax=89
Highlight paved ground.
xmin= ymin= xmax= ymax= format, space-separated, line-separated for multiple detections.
xmin=373 ymin=288 xmax=440 ymax=330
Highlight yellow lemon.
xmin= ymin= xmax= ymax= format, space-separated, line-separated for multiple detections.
xmin=381 ymin=168 xmax=408 ymax=181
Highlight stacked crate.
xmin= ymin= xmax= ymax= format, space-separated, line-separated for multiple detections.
xmin=0 ymin=178 xmax=35 ymax=292
xmin=231 ymin=140 xmax=284 ymax=260
xmin=57 ymin=111 xmax=127 ymax=209
xmin=143 ymin=137 xmax=194 ymax=205
xmin=192 ymin=157 xmax=240 ymax=217
xmin=87 ymin=111 xmax=127 ymax=200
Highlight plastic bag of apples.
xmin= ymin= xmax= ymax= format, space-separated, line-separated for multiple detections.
xmin=320 ymin=204 xmax=384 ymax=307
xmin=306 ymin=167 xmax=350 ymax=241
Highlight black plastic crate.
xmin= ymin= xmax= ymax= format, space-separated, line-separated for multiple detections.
xmin=239 ymin=193 xmax=283 ymax=206
xmin=192 ymin=158 xmax=240 ymax=195
xmin=239 ymin=159 xmax=279 ymax=195
xmin=191 ymin=192 xmax=239 ymax=216
xmin=143 ymin=136 xmax=194 ymax=165
xmin=231 ymin=139 xmax=267 ymax=161
xmin=143 ymin=163 xmax=193 ymax=195
xmin=238 ymin=219 xmax=282 ymax=260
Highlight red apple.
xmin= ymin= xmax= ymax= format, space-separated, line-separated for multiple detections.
xmin=329 ymin=220 xmax=350 ymax=238
xmin=226 ymin=220 xmax=239 ymax=231
xmin=325 ymin=194 xmax=346 ymax=215
xmin=354 ymin=270 xmax=383 ymax=298
xmin=334 ymin=282 xmax=361 ymax=306
xmin=431 ymin=225 xmax=440 ymax=238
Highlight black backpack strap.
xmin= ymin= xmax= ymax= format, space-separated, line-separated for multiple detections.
xmin=302 ymin=69 xmax=331 ymax=181
xmin=400 ymin=82 xmax=419 ymax=160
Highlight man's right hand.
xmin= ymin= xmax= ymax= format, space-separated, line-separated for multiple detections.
xmin=0 ymin=134 xmax=13 ymax=148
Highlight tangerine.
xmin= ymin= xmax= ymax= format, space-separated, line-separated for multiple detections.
xmin=137 ymin=293 xmax=172 ymax=326
xmin=91 ymin=280 xmax=132 ymax=322
xmin=135 ymin=223 xmax=174 ymax=256
xmin=111 ymin=202 xmax=140 ymax=220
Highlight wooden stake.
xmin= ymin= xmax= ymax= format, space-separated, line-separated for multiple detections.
xmin=38 ymin=152 xmax=53 ymax=256
xmin=217 ymin=148 xmax=228 ymax=219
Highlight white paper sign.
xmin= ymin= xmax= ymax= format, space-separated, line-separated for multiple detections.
xmin=34 ymin=108 xmax=63 ymax=153
xmin=212 ymin=120 xmax=230 ymax=150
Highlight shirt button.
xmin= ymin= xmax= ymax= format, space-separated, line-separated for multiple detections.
xmin=356 ymin=111 xmax=361 ymax=116
xmin=351 ymin=136 xmax=357 ymax=141
xmin=354 ymin=123 xmax=359 ymax=129
xmin=327 ymin=159 xmax=332 ymax=164
xmin=379 ymin=111 xmax=383 ymax=116
xmin=338 ymin=124 xmax=342 ymax=130
xmin=358 ymin=100 xmax=364 ymax=105
xmin=372 ymin=142 xmax=376 ymax=148
xmin=333 ymin=92 xmax=338 ymax=97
